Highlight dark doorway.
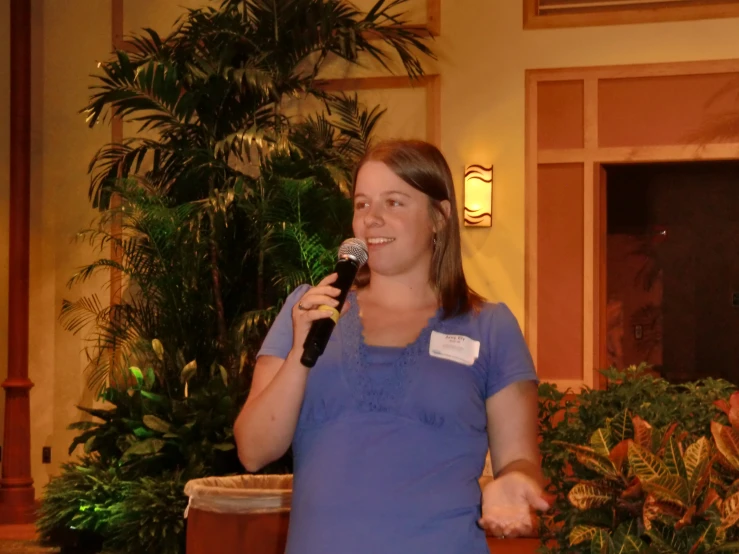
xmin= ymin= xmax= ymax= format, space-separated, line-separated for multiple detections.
xmin=605 ymin=161 xmax=739 ymax=385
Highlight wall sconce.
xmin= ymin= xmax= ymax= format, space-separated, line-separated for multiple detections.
xmin=463 ymin=164 xmax=493 ymax=227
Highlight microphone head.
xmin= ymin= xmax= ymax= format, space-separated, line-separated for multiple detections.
xmin=338 ymin=238 xmax=368 ymax=267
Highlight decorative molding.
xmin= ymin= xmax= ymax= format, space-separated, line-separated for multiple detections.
xmin=526 ymin=59 xmax=739 ymax=389
xmin=524 ymin=0 xmax=739 ymax=29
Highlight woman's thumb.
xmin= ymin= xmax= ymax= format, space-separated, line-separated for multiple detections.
xmin=525 ymin=486 xmax=550 ymax=511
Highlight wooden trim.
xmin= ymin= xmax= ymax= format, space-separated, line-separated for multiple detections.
xmin=426 ymin=75 xmax=441 ymax=146
xmin=317 ymin=75 xmax=435 ymax=91
xmin=0 ymin=0 xmax=36 ymax=523
xmin=524 ymin=0 xmax=739 ymax=29
xmin=426 ymin=0 xmax=441 ymax=36
xmin=582 ymin=80 xmax=598 ymax=389
xmin=111 ymin=0 xmax=124 ymax=311
xmin=524 ymin=71 xmax=538 ymax=361
xmin=595 ymin=164 xmax=608 ymax=389
xmin=539 ymin=143 xmax=739 ymax=164
xmin=527 ymin=59 xmax=739 ymax=392
xmin=527 ymin=58 xmax=739 ymax=81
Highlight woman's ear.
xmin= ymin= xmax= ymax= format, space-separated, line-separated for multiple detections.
xmin=433 ymin=200 xmax=452 ymax=233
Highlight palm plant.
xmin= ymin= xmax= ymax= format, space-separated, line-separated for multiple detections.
xmin=63 ymin=0 xmax=432 ymax=391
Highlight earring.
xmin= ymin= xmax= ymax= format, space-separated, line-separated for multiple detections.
xmin=433 ymin=235 xmax=437 ymax=247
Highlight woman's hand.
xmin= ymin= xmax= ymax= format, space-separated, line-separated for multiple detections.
xmin=478 ymin=471 xmax=550 ymax=539
xmin=290 ymin=274 xmax=350 ymax=356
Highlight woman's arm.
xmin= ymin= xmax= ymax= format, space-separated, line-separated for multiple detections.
xmin=234 ymin=274 xmax=342 ymax=472
xmin=234 ymin=352 xmax=310 ymax=472
xmin=486 ymin=379 xmax=543 ymax=482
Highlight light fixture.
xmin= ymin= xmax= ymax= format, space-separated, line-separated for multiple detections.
xmin=463 ymin=164 xmax=493 ymax=227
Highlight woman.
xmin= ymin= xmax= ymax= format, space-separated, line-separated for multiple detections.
xmin=234 ymin=140 xmax=548 ymax=553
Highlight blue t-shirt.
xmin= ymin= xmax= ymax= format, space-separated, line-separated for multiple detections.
xmin=257 ymin=285 xmax=538 ymax=554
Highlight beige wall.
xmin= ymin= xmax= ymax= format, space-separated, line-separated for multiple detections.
xmin=3 ymin=0 xmax=739 ymax=489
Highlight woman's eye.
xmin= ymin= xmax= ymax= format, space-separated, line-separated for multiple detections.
xmin=354 ymin=201 xmax=368 ymax=210
xmin=387 ymin=199 xmax=402 ymax=207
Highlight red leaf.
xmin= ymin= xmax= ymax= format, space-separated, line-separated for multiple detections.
xmin=633 ymin=416 xmax=653 ymax=450
xmin=699 ymin=488 xmax=720 ymax=515
xmin=610 ymin=439 xmax=632 ymax=472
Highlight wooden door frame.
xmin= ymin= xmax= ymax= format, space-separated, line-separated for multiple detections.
xmin=525 ymin=58 xmax=739 ymax=391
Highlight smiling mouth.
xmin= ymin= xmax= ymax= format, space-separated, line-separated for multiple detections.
xmin=366 ymin=238 xmax=395 ymax=245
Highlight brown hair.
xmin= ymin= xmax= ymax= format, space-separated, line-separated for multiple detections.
xmin=352 ymin=139 xmax=484 ymax=318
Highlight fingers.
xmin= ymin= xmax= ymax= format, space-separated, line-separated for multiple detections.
xmin=524 ymin=487 xmax=551 ymax=512
xmin=478 ymin=505 xmax=534 ymax=539
xmin=296 ymin=293 xmax=340 ymax=310
xmin=317 ymin=272 xmax=339 ymax=286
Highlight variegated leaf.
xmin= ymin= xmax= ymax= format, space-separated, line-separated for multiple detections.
xmin=643 ymin=494 xmax=684 ymax=531
xmin=570 ymin=525 xmax=601 ymax=546
xmin=610 ymin=440 xmax=632 ymax=473
xmin=591 ymin=428 xmax=614 ymax=459
xmin=663 ymin=436 xmax=687 ymax=479
xmin=610 ymin=410 xmax=633 ymax=443
xmin=721 ymin=490 xmax=739 ymax=530
xmin=687 ymin=522 xmax=718 ymax=554
xmin=699 ymin=488 xmax=720 ymax=515
xmin=575 ymin=450 xmax=620 ymax=480
xmin=712 ymin=421 xmax=739 ymax=472
xmin=613 ymin=521 xmax=646 ymax=554
xmin=629 ymin=441 xmax=669 ymax=482
xmin=633 ymin=415 xmax=653 ymax=450
xmin=590 ymin=528 xmax=614 ymax=554
xmin=641 ymin=475 xmax=689 ymax=506
xmin=675 ymin=505 xmax=696 ymax=530
xmin=646 ymin=528 xmax=680 ymax=554
xmin=568 ymin=483 xmax=614 ymax=510
xmin=655 ymin=422 xmax=680 ymax=455
xmin=685 ymin=437 xmax=711 ymax=482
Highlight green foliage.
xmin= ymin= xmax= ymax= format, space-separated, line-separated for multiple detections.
xmin=37 ymin=458 xmax=187 ymax=554
xmin=538 ymin=365 xmax=738 ymax=554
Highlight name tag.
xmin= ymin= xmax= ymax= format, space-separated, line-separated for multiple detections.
xmin=429 ymin=331 xmax=480 ymax=366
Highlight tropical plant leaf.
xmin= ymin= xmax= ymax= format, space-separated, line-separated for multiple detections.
xmin=629 ymin=441 xmax=669 ymax=482
xmin=663 ymin=436 xmax=687 ymax=479
xmin=568 ymin=483 xmax=614 ymax=510
xmin=712 ymin=421 xmax=739 ymax=472
xmin=612 ymin=521 xmax=645 ymax=554
xmin=120 ymin=438 xmax=166 ymax=462
xmin=722 ymin=490 xmax=739 ymax=530
xmin=633 ymin=415 xmax=653 ymax=450
xmin=570 ymin=525 xmax=602 ymax=546
xmin=643 ymin=494 xmax=684 ymax=530
xmin=591 ymin=428 xmax=614 ymax=458
xmin=641 ymin=475 xmax=689 ymax=506
xmin=142 ymin=415 xmax=172 ymax=434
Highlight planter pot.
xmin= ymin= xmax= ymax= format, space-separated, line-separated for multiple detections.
xmin=184 ymin=474 xmax=541 ymax=554
xmin=184 ymin=474 xmax=292 ymax=554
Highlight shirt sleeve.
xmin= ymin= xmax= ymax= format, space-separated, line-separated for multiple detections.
xmin=484 ymin=302 xmax=539 ymax=399
xmin=256 ymin=284 xmax=311 ymax=360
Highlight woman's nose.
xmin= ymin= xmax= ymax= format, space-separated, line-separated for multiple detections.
xmin=364 ymin=204 xmax=383 ymax=226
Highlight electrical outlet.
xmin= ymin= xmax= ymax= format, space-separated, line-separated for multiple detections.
xmin=634 ymin=325 xmax=643 ymax=340
xmin=42 ymin=446 xmax=51 ymax=464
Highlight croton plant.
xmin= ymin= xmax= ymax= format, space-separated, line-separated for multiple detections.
xmin=554 ymin=392 xmax=739 ymax=553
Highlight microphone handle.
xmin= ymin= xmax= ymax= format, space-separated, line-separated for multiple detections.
xmin=300 ymin=257 xmax=359 ymax=368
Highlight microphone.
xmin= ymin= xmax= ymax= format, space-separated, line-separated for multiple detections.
xmin=300 ymin=238 xmax=368 ymax=368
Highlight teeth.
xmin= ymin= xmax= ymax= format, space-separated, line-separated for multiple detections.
xmin=367 ymin=238 xmax=395 ymax=245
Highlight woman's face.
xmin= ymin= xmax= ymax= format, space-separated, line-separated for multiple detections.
xmin=352 ymin=161 xmax=437 ymax=279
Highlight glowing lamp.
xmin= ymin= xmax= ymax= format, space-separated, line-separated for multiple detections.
xmin=463 ymin=164 xmax=493 ymax=227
